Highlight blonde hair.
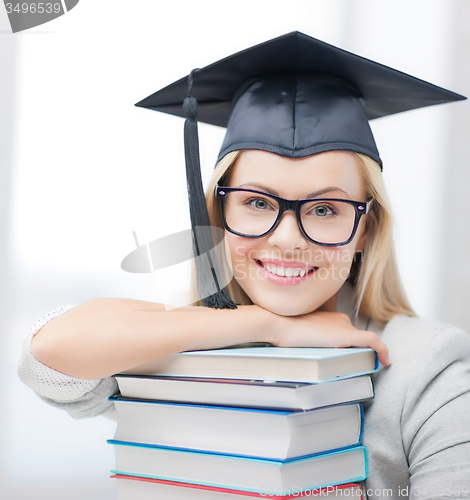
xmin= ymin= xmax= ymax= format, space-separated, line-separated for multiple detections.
xmin=201 ymin=150 xmax=415 ymax=322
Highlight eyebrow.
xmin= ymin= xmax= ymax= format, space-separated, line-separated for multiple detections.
xmin=238 ymin=182 xmax=351 ymax=199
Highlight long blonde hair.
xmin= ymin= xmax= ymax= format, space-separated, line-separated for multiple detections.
xmin=202 ymin=150 xmax=415 ymax=322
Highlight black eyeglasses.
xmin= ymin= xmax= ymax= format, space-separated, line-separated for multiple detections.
xmin=215 ymin=186 xmax=371 ymax=247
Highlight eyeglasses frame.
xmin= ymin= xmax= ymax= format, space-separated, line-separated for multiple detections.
xmin=215 ymin=186 xmax=371 ymax=247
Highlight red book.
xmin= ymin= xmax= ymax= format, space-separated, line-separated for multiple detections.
xmin=111 ymin=474 xmax=365 ymax=499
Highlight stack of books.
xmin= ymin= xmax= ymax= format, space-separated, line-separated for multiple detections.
xmin=108 ymin=346 xmax=379 ymax=499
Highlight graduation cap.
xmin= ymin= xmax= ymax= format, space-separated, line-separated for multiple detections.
xmin=136 ymin=31 xmax=465 ymax=309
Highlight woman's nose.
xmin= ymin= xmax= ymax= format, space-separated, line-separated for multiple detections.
xmin=266 ymin=211 xmax=309 ymax=250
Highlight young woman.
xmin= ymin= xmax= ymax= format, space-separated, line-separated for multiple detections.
xmin=18 ymin=33 xmax=470 ymax=498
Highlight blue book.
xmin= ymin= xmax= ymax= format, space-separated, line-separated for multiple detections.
xmin=108 ymin=440 xmax=367 ymax=494
xmin=109 ymin=396 xmax=364 ymax=460
xmin=121 ymin=346 xmax=379 ymax=383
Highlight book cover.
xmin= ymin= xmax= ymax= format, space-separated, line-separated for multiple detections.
xmin=113 ymin=373 xmax=375 ymax=410
xmin=110 ymin=397 xmax=364 ymax=460
xmin=122 ymin=346 xmax=379 ymax=383
xmin=108 ymin=443 xmax=368 ymax=493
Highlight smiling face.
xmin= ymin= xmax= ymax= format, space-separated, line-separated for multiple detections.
xmin=222 ymin=150 xmax=369 ymax=316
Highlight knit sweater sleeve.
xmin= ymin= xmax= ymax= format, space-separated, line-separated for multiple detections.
xmin=363 ymin=315 xmax=470 ymax=499
xmin=402 ymin=324 xmax=470 ymax=499
xmin=17 ymin=305 xmax=118 ymax=419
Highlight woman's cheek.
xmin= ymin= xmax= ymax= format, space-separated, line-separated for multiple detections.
xmin=322 ymin=247 xmax=355 ymax=268
xmin=234 ymin=263 xmax=247 ymax=280
xmin=225 ymin=233 xmax=256 ymax=280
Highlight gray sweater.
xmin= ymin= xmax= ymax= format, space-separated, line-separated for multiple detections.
xmin=18 ymin=289 xmax=470 ymax=499
xmin=363 ymin=314 xmax=470 ymax=498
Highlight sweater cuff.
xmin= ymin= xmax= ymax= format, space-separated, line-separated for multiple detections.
xmin=17 ymin=305 xmax=103 ymax=402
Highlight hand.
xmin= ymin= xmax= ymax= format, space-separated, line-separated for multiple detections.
xmin=268 ymin=310 xmax=390 ymax=366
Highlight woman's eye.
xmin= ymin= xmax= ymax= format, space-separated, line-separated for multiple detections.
xmin=250 ymin=198 xmax=271 ymax=209
xmin=313 ymin=205 xmax=333 ymax=216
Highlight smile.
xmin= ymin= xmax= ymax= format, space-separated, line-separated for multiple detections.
xmin=254 ymin=259 xmax=318 ymax=285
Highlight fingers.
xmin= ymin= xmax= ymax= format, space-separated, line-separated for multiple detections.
xmin=300 ymin=312 xmax=391 ymax=366
xmin=346 ymin=330 xmax=390 ymax=366
xmin=271 ymin=310 xmax=390 ymax=366
xmin=309 ymin=312 xmax=391 ymax=366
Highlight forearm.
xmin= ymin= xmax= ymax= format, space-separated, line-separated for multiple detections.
xmin=31 ymin=298 xmax=273 ymax=380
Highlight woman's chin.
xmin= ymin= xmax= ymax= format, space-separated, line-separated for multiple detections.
xmin=253 ymin=296 xmax=320 ymax=317
xmin=239 ymin=282 xmax=341 ymax=317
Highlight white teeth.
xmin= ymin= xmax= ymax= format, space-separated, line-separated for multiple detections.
xmin=261 ymin=263 xmax=309 ymax=278
xmin=276 ymin=267 xmax=285 ymax=277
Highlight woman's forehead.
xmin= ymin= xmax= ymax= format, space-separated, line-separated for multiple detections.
xmin=228 ymin=150 xmax=365 ymax=200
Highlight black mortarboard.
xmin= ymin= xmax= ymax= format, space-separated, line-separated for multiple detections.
xmin=136 ymin=31 xmax=465 ymax=309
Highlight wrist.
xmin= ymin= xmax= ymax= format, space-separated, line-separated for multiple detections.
xmin=241 ymin=304 xmax=279 ymax=345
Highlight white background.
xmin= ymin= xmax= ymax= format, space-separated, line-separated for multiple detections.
xmin=0 ymin=1 xmax=468 ymax=498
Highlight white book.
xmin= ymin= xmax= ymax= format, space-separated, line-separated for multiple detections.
xmin=113 ymin=475 xmax=365 ymax=500
xmin=110 ymin=398 xmax=364 ymax=460
xmin=123 ymin=346 xmax=378 ymax=383
xmin=109 ymin=442 xmax=367 ymax=494
xmin=114 ymin=374 xmax=374 ymax=411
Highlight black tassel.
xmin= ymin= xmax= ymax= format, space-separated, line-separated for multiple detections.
xmin=183 ymin=70 xmax=237 ymax=309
